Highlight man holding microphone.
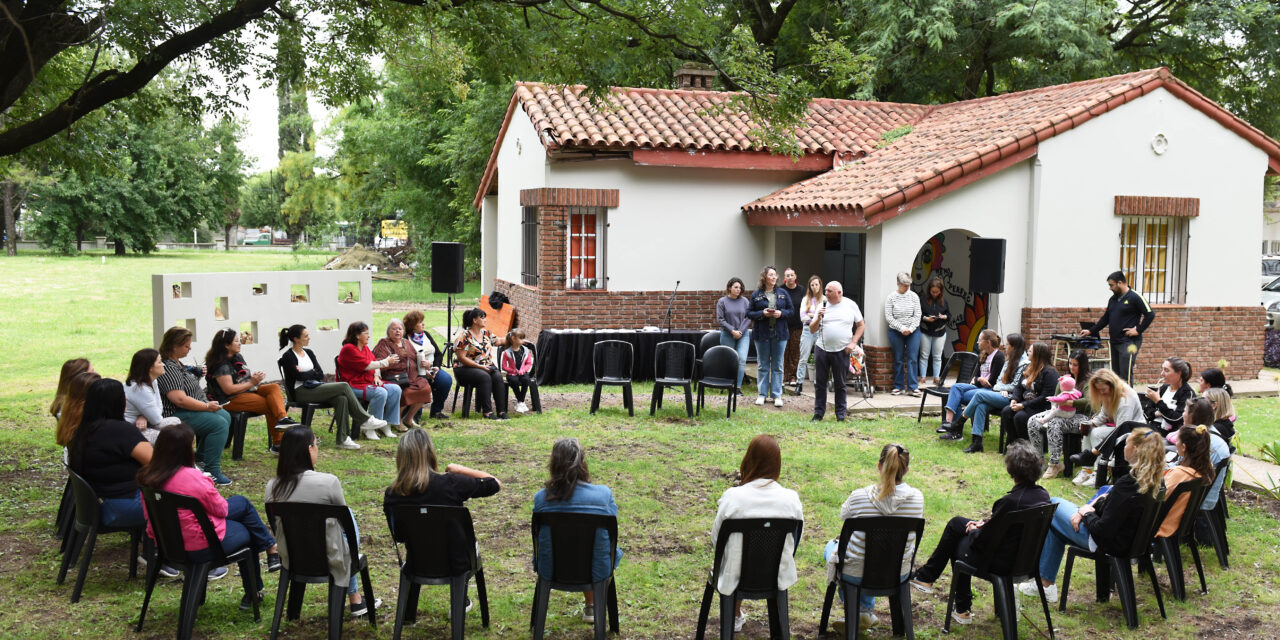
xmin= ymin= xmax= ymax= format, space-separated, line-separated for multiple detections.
xmin=810 ymin=281 xmax=866 ymax=422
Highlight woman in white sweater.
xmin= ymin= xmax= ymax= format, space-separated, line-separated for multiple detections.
xmin=711 ymin=434 xmax=804 ymax=633
xmin=884 ymin=272 xmax=922 ymax=396
xmin=123 ymin=348 xmax=181 ymax=443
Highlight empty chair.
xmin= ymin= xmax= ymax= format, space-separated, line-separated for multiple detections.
xmin=696 ymin=518 xmax=803 ymax=640
xmin=387 ymin=505 xmax=490 ymax=640
xmin=529 ymin=512 xmax=621 ymax=640
xmin=651 ymin=341 xmax=695 ymax=418
xmin=819 ymin=516 xmax=924 ymax=639
xmin=1152 ymin=477 xmax=1210 ymax=601
xmin=136 ymin=488 xmax=261 ymax=640
xmin=697 ymin=345 xmax=740 ymax=418
xmin=1057 ymin=492 xmax=1166 ymax=629
xmin=695 ymin=331 xmax=722 ymax=379
xmin=590 ymin=340 xmax=634 ymax=416
xmin=916 ymin=352 xmax=979 ymax=423
xmin=59 ymin=469 xmax=141 ymax=603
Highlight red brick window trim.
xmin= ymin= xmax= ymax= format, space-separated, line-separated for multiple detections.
xmin=1114 ymin=195 xmax=1199 ymax=218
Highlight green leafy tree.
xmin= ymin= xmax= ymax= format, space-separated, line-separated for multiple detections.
xmin=239 ymin=170 xmax=286 ymax=231
xmin=278 ymin=150 xmax=336 ymax=245
xmin=209 ymin=118 xmax=249 ymax=250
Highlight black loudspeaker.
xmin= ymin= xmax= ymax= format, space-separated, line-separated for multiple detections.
xmin=431 ymin=242 xmax=465 ymax=294
xmin=969 ymin=238 xmax=1006 ymax=294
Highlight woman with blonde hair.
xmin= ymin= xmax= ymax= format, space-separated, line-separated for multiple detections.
xmin=1023 ymin=426 xmax=1166 ymax=601
xmin=1067 ymin=368 xmax=1143 ymax=486
xmin=55 ymin=370 xmax=101 ymax=447
xmin=794 ymin=275 xmax=824 ymax=394
xmin=50 ymin=358 xmax=92 ymax=418
xmin=1202 ymin=387 xmax=1237 ymax=444
xmin=825 ymin=443 xmax=924 ymax=629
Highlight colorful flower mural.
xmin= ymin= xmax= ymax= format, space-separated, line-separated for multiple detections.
xmin=911 ymin=231 xmax=989 ymax=353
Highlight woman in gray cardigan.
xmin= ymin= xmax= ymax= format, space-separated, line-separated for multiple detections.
xmin=716 ymin=277 xmax=752 ymax=391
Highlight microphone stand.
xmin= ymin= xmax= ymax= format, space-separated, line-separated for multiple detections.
xmin=661 ymin=280 xmax=681 ymax=333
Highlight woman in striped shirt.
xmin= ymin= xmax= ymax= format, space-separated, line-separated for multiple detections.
xmin=823 ymin=444 xmax=924 ymax=629
xmin=884 ymin=272 xmax=922 ymax=396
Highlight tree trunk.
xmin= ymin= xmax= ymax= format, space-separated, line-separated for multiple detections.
xmin=2 ymin=179 xmax=16 ymax=256
xmin=224 ymin=223 xmax=233 ymax=250
xmin=75 ymin=225 xmax=83 ymax=252
xmin=113 ymin=237 xmax=126 ymax=255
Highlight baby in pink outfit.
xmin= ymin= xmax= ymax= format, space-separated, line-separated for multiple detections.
xmin=1046 ymin=375 xmax=1083 ymax=420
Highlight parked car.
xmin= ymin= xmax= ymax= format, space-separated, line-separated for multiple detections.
xmin=1263 ymin=276 xmax=1280 ymax=331
xmin=1264 ymin=256 xmax=1280 ymax=287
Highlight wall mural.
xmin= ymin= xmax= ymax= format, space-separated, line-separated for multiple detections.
xmin=910 ymin=231 xmax=989 ymax=354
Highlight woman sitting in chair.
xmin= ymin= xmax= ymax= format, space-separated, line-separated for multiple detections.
xmin=124 ymin=349 xmax=183 ymax=443
xmin=532 ymin=438 xmax=621 ymax=624
xmin=452 ymin=308 xmax=508 ymax=420
xmin=336 ymin=321 xmax=403 ymax=439
xmin=137 ymin=424 xmax=280 ymax=603
xmin=205 ymin=327 xmax=297 ymax=454
xmin=50 ymin=358 xmax=93 ymax=419
xmin=68 ymin=378 xmax=153 ymax=529
xmin=55 ymin=370 xmax=100 ymax=449
xmin=374 ymin=319 xmax=431 ymax=429
xmin=278 ymin=324 xmax=387 ymax=451
xmin=403 ymin=310 xmax=452 ymax=420
xmin=909 ymin=439 xmax=1049 ymax=625
xmin=824 ymin=443 xmax=923 ymax=630
xmin=266 ymin=427 xmax=378 ymax=617
xmin=938 ymin=330 xmax=1003 ymax=440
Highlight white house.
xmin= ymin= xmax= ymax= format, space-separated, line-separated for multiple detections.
xmin=476 ymin=68 xmax=1280 ymax=387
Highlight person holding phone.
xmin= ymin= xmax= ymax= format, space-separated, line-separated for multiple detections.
xmin=918 ymin=276 xmax=950 ymax=387
xmin=810 ymin=281 xmax=865 ymax=422
xmin=156 ymin=326 xmax=233 ymax=485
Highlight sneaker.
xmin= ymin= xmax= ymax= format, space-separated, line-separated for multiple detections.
xmin=139 ymin=555 xmax=180 ymax=578
xmin=583 ymin=609 xmax=595 ymax=624
xmin=1071 ymin=468 xmax=1094 ymax=486
xmin=773 ymin=397 xmax=783 ymax=408
xmin=516 ymin=401 xmax=529 ymax=414
xmin=267 ymin=553 xmax=282 ymax=572
xmin=240 ymin=590 xmax=263 ymax=611
xmin=891 ymin=388 xmax=903 ymax=396
xmin=1017 ymin=580 xmax=1057 ymax=602
xmin=349 ymin=597 xmax=381 ymax=617
xmin=1042 ymin=462 xmax=1065 ymax=480
xmin=908 ymin=389 xmax=921 ymax=397
xmin=207 ymin=566 xmax=229 ymax=581
xmin=755 ymin=396 xmax=766 ymax=406
xmin=733 ymin=612 xmax=746 ymax=632
xmin=338 ymin=437 xmax=361 ymax=450
xmin=362 ymin=416 xmax=389 ymax=430
xmin=275 ymin=417 xmax=298 ymax=429
xmin=268 ymin=444 xmax=280 ymax=456
xmin=950 ymin=610 xmax=972 ymax=625
xmin=909 ymin=579 xmax=934 ymax=594
xmin=465 ymin=597 xmax=473 ymax=613
xmin=430 ymin=411 xmax=450 ymax=420
xmin=859 ymin=612 xmax=879 ymax=629
xmin=212 ymin=473 xmax=233 ymax=486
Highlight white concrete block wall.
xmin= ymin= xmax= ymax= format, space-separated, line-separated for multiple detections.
xmin=151 ymin=270 xmax=373 ymax=378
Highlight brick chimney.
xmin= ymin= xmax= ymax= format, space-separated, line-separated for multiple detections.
xmin=674 ymin=64 xmax=717 ymax=90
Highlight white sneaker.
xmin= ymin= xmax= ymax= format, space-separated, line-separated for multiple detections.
xmin=1079 ymin=469 xmax=1097 ymax=487
xmin=516 ymin=401 xmax=529 ymax=414
xmin=755 ymin=396 xmax=766 ymax=406
xmin=1071 ymin=468 xmax=1094 ymax=486
xmin=583 ymin=609 xmax=595 ymax=624
xmin=338 ymin=437 xmax=361 ymax=450
xmin=1017 ymin=580 xmax=1057 ymax=603
xmin=361 ymin=427 xmax=380 ymax=440
xmin=378 ymin=423 xmax=397 ymax=438
xmin=363 ymin=416 xmax=389 ymax=430
xmin=859 ymin=612 xmax=879 ymax=629
xmin=734 ymin=612 xmax=746 ymax=632
xmin=773 ymin=397 xmax=783 ymax=408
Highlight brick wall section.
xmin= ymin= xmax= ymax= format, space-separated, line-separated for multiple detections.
xmin=496 ymin=278 xmax=720 ymax=339
xmin=1019 ymin=305 xmax=1264 ymax=384
xmin=865 ymin=345 xmax=894 ymax=392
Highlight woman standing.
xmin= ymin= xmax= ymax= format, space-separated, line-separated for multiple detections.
xmin=716 ymin=277 xmax=751 ymax=393
xmin=278 ymin=325 xmax=387 ymax=451
xmin=156 ymin=327 xmax=232 ymax=485
xmin=266 ymin=427 xmax=378 ymax=617
xmin=746 ymin=266 xmax=793 ymax=407
xmin=374 ymin=319 xmax=430 ymax=429
xmin=336 ymin=321 xmax=402 ymax=439
xmin=958 ymin=333 xmax=1029 ymax=454
xmin=712 ymin=434 xmax=804 ymax=632
xmin=884 ymin=272 xmax=922 ymax=396
xmin=452 ymin=308 xmax=508 ymax=420
xmin=794 ymin=275 xmax=823 ymax=396
xmin=997 ymin=342 xmax=1059 ymax=446
xmin=403 ymin=310 xmax=452 ymax=420
xmin=917 ymin=277 xmax=950 ymax=387
xmin=206 ymin=327 xmax=295 ymax=452
xmin=1026 ymin=350 xmax=1091 ymax=478
xmin=124 ymin=349 xmax=182 ymax=443
xmin=938 ymin=330 xmax=1003 ymax=440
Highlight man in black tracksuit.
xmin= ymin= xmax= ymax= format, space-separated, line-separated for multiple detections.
xmin=1081 ymin=270 xmax=1155 ymax=385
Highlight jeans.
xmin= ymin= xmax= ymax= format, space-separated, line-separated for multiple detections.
xmin=173 ymin=408 xmax=231 ymax=477
xmin=796 ymin=325 xmax=817 ymax=383
xmin=187 ymin=495 xmax=275 ymax=591
xmin=755 ymin=337 xmax=787 ymax=398
xmin=813 ymin=348 xmax=848 ymax=419
xmin=918 ymin=333 xmax=946 ymax=379
xmin=356 ymin=384 xmax=402 ymax=424
xmin=429 ymin=369 xmax=452 ymax=414
xmin=346 ymin=511 xmax=362 ymax=595
xmin=1038 ymin=497 xmax=1092 ymax=583
xmin=823 ymin=540 xmax=909 ymax=612
xmin=720 ymin=329 xmax=751 ymax=389
xmin=887 ymin=329 xmax=921 ymax=391
xmin=962 ymin=389 xmax=1010 ymax=435
xmin=101 ymin=491 xmax=145 ymax=528
xmin=945 ymin=383 xmax=980 ymax=418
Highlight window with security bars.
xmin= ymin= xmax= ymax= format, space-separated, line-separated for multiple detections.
xmin=567 ymin=207 xmax=605 ymax=289
xmin=1119 ymin=216 xmax=1188 ymax=304
xmin=520 ymin=206 xmax=539 ymax=286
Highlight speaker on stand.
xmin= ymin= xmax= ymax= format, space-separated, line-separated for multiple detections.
xmin=432 ymin=242 xmax=466 ymax=365
xmin=969 ymin=238 xmax=1006 ymax=334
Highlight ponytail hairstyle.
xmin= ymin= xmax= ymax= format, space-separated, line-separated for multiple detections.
xmin=739 ymin=434 xmax=782 ymax=485
xmin=1127 ymin=427 xmax=1167 ymax=498
xmin=1165 ymin=357 xmax=1191 ymax=388
xmin=50 ymin=358 xmax=92 ymax=417
xmin=1200 ymin=367 xmax=1232 ymax=396
xmin=279 ymin=324 xmax=306 ymax=350
xmin=205 ymin=327 xmax=238 ymax=372
xmin=545 ymin=437 xmax=590 ymax=502
xmin=876 ymin=443 xmax=910 ymax=500
xmin=1068 ymin=350 xmax=1091 ymax=386
xmin=55 ymin=371 xmax=101 ymax=447
xmin=1001 ymin=333 xmax=1027 ymax=384
xmin=1176 ymin=424 xmax=1215 ymax=483
xmin=978 ymin=329 xmax=1000 ymax=355
xmin=158 ymin=326 xmax=192 ymax=360
xmin=1185 ymin=397 xmax=1214 ymax=429
xmin=1203 ymin=387 xmax=1235 ymax=423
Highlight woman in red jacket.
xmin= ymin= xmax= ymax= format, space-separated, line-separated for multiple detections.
xmin=336 ymin=322 xmax=401 ymax=440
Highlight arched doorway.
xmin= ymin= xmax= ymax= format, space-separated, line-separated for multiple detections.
xmin=909 ymin=229 xmax=990 ymax=358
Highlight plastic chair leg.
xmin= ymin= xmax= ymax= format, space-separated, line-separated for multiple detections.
xmin=361 ymin=565 xmax=378 ymax=627
xmin=591 ymin=580 xmax=608 ymax=640
xmin=682 ymin=384 xmax=693 ymax=417
xmin=134 ymin=552 xmax=160 ymax=632
xmin=127 ymin=530 xmax=140 ymax=579
xmin=269 ymin=571 xmax=290 ymax=640
xmin=178 ymin=564 xmax=210 ymax=640
xmin=1036 ymin=574 xmax=1057 ymax=640
xmin=1141 ymin=555 xmax=1166 ymax=619
xmin=450 ymin=576 xmax=469 ymax=640
xmin=70 ymin=528 xmax=97 ymax=603
xmin=695 ymin=581 xmax=714 ymax=640
xmin=530 ymin=383 xmax=542 ymax=413
xmin=1188 ymin=537 xmax=1208 ymax=594
xmin=1058 ymin=551 xmax=1075 ymax=611
xmin=991 ymin=575 xmax=1015 ymax=640
xmin=915 ymin=392 xmax=927 ymax=422
xmin=241 ymin=557 xmax=261 ymax=621
xmin=1205 ymin=508 xmax=1230 ymax=568
xmin=476 ymin=566 xmax=490 ymax=627
xmin=719 ymin=593 xmax=736 ymax=640
xmin=623 ymin=384 xmax=634 ymax=416
xmin=56 ymin=479 xmax=74 ymax=544
xmin=847 ymin=585 xmax=861 ymax=638
xmin=1158 ymin=538 xmax=1187 ymax=601
xmin=889 ymin=583 xmax=911 ymax=638
xmin=590 ymin=384 xmax=603 ymax=414
xmin=327 ymin=582 xmax=346 ymax=640
xmin=944 ymin=572 xmax=958 ymax=634
xmin=391 ymin=574 xmax=411 ymax=640
xmin=57 ymin=526 xmax=82 ymax=585
xmin=607 ymin=577 xmax=620 ymax=633
xmin=649 ymin=383 xmax=661 ymax=416
xmin=530 ymin=579 xmax=552 ymax=640
xmin=1094 ymin=553 xmax=1112 ymax=603
xmin=1110 ymin=557 xmax=1139 ymax=629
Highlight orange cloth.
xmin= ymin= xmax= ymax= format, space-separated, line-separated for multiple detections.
xmin=479 ymin=297 xmax=517 ymax=339
xmin=221 ymin=383 xmax=288 ymax=445
xmin=1157 ymin=466 xmax=1201 ymax=538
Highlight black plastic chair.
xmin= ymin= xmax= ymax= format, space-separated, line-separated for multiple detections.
xmin=224 ymin=409 xmax=261 ymax=460
xmin=387 ymin=505 xmax=490 ymax=640
xmin=944 ymin=504 xmax=1056 ymax=640
xmin=915 ymin=351 xmax=980 ymax=423
xmin=530 ymin=512 xmax=620 ymax=640
xmin=266 ymin=502 xmax=377 ymax=640
xmin=694 ymin=331 xmax=722 ymax=379
xmin=278 ymin=358 xmax=331 ymax=428
xmin=696 ymin=517 xmax=803 ymax=640
xmin=696 ymin=345 xmax=740 ymax=418
xmin=1152 ymin=477 xmax=1209 ymax=601
xmin=1059 ymin=492 xmax=1165 ymax=629
xmin=56 ymin=475 xmax=75 ymax=550
xmin=451 ymin=372 xmax=481 ymax=418
xmin=136 ymin=488 xmax=261 ymax=639
xmin=503 ymin=342 xmax=542 ymax=414
xmin=819 ymin=516 xmax=924 ymax=639
xmin=590 ymin=340 xmax=634 ymax=416
xmin=651 ymin=341 xmax=695 ymax=418
xmin=58 ymin=469 xmax=141 ymax=603
xmin=1200 ymin=457 xmax=1231 ymax=569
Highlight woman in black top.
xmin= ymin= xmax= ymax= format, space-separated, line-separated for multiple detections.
xmin=68 ymin=378 xmax=153 ymax=527
xmin=1142 ymin=356 xmax=1195 ymax=435
xmin=917 ymin=276 xmax=951 ymax=387
xmin=383 ymin=429 xmax=501 ymax=573
xmin=998 ymin=342 xmax=1059 ymax=444
xmin=278 ymin=325 xmax=384 ymax=450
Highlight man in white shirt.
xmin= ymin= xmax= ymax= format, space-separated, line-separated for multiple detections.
xmin=809 ymin=281 xmax=865 ymax=421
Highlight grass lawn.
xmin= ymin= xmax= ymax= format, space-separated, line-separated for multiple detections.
xmin=1 ymin=251 xmax=1278 ymax=639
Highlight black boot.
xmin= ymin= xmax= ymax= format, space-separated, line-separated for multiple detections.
xmin=939 ymin=429 xmax=964 ymax=441
xmin=953 ymin=415 xmax=967 ymax=433
xmin=962 ymin=434 xmax=984 ymax=453
xmin=1069 ymin=450 xmax=1097 ymax=468
xmin=936 ymin=420 xmax=953 ymax=434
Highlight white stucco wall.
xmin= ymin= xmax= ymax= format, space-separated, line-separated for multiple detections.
xmin=1034 ymin=87 xmax=1269 ymax=307
xmin=491 ymin=109 xmax=549 ymax=287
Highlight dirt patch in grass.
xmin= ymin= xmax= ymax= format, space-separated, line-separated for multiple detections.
xmin=1226 ymin=487 xmax=1280 ymax=521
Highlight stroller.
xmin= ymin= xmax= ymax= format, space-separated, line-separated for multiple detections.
xmin=847 ymin=343 xmax=874 ymax=399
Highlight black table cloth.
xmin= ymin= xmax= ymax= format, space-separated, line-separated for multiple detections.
xmin=535 ymin=329 xmax=711 ymax=385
